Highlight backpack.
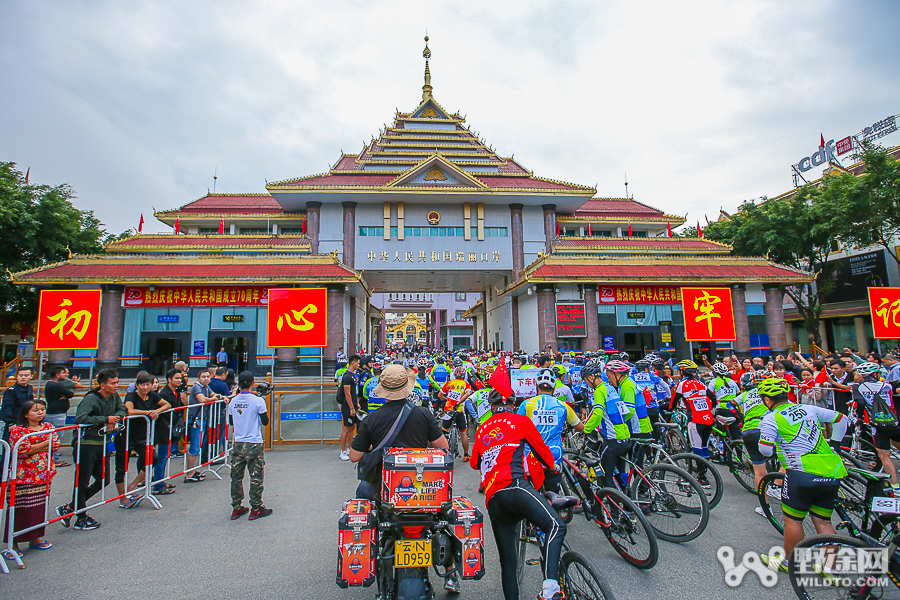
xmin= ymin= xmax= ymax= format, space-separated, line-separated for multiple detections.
xmin=870 ymin=383 xmax=899 ymax=428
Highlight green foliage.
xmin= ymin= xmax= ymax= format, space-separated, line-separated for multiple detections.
xmin=0 ymin=162 xmax=109 ymax=323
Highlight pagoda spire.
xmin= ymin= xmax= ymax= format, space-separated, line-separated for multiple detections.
xmin=422 ymin=35 xmax=433 ymax=101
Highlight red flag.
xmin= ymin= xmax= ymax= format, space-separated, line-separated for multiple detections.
xmin=174 ymin=217 xmax=180 ymax=234
xmin=556 ymin=219 xmax=560 ymax=237
xmin=667 ymin=221 xmax=673 ymax=237
xmin=697 ymin=221 xmax=702 ymax=237
xmin=138 ymin=214 xmax=144 ymax=233
xmin=218 ymin=217 xmax=225 ymax=235
xmin=301 ymin=218 xmax=307 ymax=234
xmin=587 ymin=221 xmax=592 ymax=236
xmin=628 ymin=221 xmax=632 ymax=237
xmin=488 ymin=356 xmax=514 ymax=399
xmin=24 ymin=168 xmax=30 ymax=184
xmin=820 ymin=133 xmax=825 ymax=148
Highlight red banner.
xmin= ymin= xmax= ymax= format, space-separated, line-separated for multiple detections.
xmin=681 ymin=287 xmax=736 ymax=341
xmin=868 ymin=287 xmax=900 ymax=339
xmin=35 ymin=289 xmax=102 ymax=351
xmin=599 ymin=285 xmax=682 ymax=304
xmin=123 ymin=286 xmax=270 ymax=308
xmin=267 ymin=288 xmax=328 ymax=348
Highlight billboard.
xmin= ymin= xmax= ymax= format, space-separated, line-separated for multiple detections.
xmin=556 ymin=303 xmax=586 ymax=338
xmin=680 ymin=287 xmax=736 ymax=342
xmin=267 ymin=288 xmax=328 ymax=348
xmin=821 ymin=251 xmax=889 ymax=304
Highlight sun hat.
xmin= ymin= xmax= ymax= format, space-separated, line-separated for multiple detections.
xmin=373 ymin=364 xmax=416 ymax=400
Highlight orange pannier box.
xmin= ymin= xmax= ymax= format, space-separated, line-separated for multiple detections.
xmin=381 ymin=448 xmax=453 ymax=513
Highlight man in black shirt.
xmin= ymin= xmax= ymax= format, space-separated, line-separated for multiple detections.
xmin=45 ymin=366 xmax=75 ymax=467
xmin=826 ymin=360 xmax=853 ymax=414
xmin=350 ymin=364 xmax=447 ymax=498
xmin=339 ymin=355 xmax=361 ymax=461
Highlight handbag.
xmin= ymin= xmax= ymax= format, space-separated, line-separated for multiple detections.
xmin=357 ymin=402 xmax=413 ymax=483
xmin=171 ymin=417 xmax=186 ymax=441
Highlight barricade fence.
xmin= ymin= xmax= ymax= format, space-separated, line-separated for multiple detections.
xmin=1 ymin=398 xmax=233 ymax=572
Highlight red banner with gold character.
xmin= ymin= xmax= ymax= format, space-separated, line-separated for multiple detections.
xmin=35 ymin=289 xmax=102 ymax=351
xmin=267 ymin=288 xmax=328 ymax=348
xmin=123 ymin=286 xmax=269 ymax=307
xmin=868 ymin=287 xmax=900 ymax=339
xmin=680 ymin=287 xmax=736 ymax=341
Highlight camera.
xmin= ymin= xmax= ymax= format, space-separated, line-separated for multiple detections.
xmin=256 ymin=382 xmax=274 ymax=396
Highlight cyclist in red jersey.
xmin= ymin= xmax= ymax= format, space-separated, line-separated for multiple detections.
xmin=669 ymin=359 xmax=715 ymax=485
xmin=470 ymin=390 xmax=565 ymax=600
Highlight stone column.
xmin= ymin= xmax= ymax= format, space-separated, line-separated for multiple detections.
xmin=763 ymin=284 xmax=788 ymax=358
xmin=732 ymin=284 xmax=752 ymax=359
xmin=324 ymin=285 xmax=345 ymax=375
xmin=511 ymin=296 xmax=520 ymax=351
xmin=481 ymin=293 xmax=489 ymax=352
xmin=47 ymin=350 xmax=73 ymax=373
xmin=542 ymin=204 xmax=557 ymax=254
xmin=818 ymin=321 xmax=829 ymax=352
xmin=96 ymin=285 xmax=125 ymax=371
xmin=509 ymin=204 xmax=524 ymax=281
xmin=378 ymin=319 xmax=386 ymax=350
xmin=274 ymin=347 xmax=298 ymax=377
xmin=582 ymin=284 xmax=599 ymax=352
xmin=536 ymin=284 xmax=558 ymax=355
xmin=306 ymin=201 xmax=321 ymax=254
xmin=342 ymin=201 xmax=357 ymax=268
xmin=348 ymin=296 xmax=357 ymax=354
xmin=435 ymin=309 xmax=442 ymax=351
xmin=854 ymin=316 xmax=869 ymax=354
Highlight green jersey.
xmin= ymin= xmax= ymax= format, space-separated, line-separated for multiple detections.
xmin=734 ymin=389 xmax=767 ymax=432
xmin=467 ymin=388 xmax=494 ymax=426
xmin=759 ymin=403 xmax=847 ymax=478
xmin=584 ymin=381 xmax=634 ymax=441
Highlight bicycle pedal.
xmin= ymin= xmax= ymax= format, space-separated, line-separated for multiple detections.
xmin=526 ymin=559 xmax=541 ymax=566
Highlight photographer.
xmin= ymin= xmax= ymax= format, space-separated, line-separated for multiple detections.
xmin=227 ymin=371 xmax=271 ymax=521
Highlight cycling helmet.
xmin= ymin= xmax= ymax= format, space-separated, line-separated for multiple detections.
xmin=605 ymin=360 xmax=631 ymax=373
xmin=452 ymin=366 xmax=466 ymax=379
xmin=635 ymin=358 xmax=652 ymax=370
xmin=536 ymin=368 xmax=556 ymax=389
xmin=435 ymin=356 xmax=445 ymax=364
xmin=583 ymin=351 xmax=593 ymax=359
xmin=489 ymin=358 xmax=499 ymax=366
xmin=712 ymin=362 xmax=731 ymax=377
xmin=615 ymin=351 xmax=630 ymax=362
xmin=676 ymin=359 xmax=699 ymax=372
xmin=580 ymin=361 xmax=604 ymax=380
xmin=652 ymin=358 xmax=666 ymax=369
xmin=752 ymin=369 xmax=773 ymax=385
xmin=756 ymin=378 xmax=790 ymax=398
xmin=551 ymin=364 xmax=567 ymax=379
xmin=739 ymin=372 xmax=754 ymax=389
xmin=452 ymin=358 xmax=463 ymax=367
xmin=857 ymin=362 xmax=881 ymax=377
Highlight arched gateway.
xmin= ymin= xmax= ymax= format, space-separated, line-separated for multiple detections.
xmin=13 ymin=37 xmax=811 ymax=378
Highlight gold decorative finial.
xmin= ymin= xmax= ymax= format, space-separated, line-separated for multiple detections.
xmin=422 ymin=35 xmax=433 ymax=101
xmin=65 ymin=244 xmax=72 ymax=258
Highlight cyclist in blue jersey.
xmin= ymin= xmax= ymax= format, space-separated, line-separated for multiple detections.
xmin=633 ymin=358 xmax=666 ymax=442
xmin=429 ymin=357 xmax=451 ymax=409
xmin=414 ymin=364 xmax=432 ymax=407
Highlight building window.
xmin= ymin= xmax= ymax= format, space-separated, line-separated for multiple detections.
xmin=279 ymin=227 xmax=304 ymax=235
xmin=586 ymin=230 xmax=613 ymax=237
xmin=359 ymin=226 xmax=384 ymax=236
xmin=198 ymin=228 xmax=219 ymax=235
xmin=239 ymin=228 xmax=269 ymax=235
xmin=484 ymin=227 xmax=508 ymax=237
xmin=455 ymin=293 xmax=466 ymax=301
xmin=455 ymin=310 xmax=466 ymax=321
xmin=631 ymin=230 xmax=648 ymax=238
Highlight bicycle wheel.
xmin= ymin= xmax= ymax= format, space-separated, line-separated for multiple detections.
xmin=789 ymin=533 xmax=900 ymax=599
xmin=594 ymin=487 xmax=658 ymax=569
xmin=756 ymin=472 xmax=819 ymax=539
xmin=516 ymin=520 xmax=527 ymax=585
xmin=662 ymin=428 xmax=688 ymax=455
xmin=629 ymin=464 xmax=709 ymax=543
xmin=560 ymin=551 xmax=617 ymax=600
xmin=728 ymin=442 xmax=757 ymax=494
xmin=667 ymin=452 xmax=723 ymax=510
xmin=447 ymin=426 xmax=459 ymax=457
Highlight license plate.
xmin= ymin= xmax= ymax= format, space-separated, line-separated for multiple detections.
xmin=395 ymin=539 xmax=432 ymax=568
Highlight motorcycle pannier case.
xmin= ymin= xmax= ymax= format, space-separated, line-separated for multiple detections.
xmin=336 ymin=499 xmax=377 ymax=588
xmin=444 ymin=496 xmax=485 ymax=580
xmin=381 ymin=448 xmax=453 ymax=513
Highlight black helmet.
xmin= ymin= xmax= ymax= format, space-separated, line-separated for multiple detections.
xmin=581 ymin=361 xmax=604 ymax=380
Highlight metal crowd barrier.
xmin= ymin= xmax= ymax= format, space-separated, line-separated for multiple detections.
xmin=0 ymin=440 xmax=9 ymax=574
xmin=789 ymin=384 xmax=837 ymax=408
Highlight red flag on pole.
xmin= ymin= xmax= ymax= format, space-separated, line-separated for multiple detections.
xmin=667 ymin=221 xmax=673 ymax=238
xmin=301 ymin=218 xmax=307 ymax=234
xmin=628 ymin=221 xmax=633 ymax=237
xmin=697 ymin=221 xmax=702 ymax=237
xmin=138 ymin=214 xmax=144 ymax=233
xmin=820 ymin=133 xmax=825 ymax=147
xmin=587 ymin=221 xmax=592 ymax=236
xmin=556 ymin=219 xmax=560 ymax=237
xmin=218 ymin=217 xmax=225 ymax=235
xmin=174 ymin=217 xmax=180 ymax=234
xmin=24 ymin=168 xmax=30 ymax=184
xmin=488 ymin=356 xmax=514 ymax=399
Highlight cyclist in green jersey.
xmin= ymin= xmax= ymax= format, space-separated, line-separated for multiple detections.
xmin=734 ymin=370 xmax=774 ymax=516
xmin=465 ymin=385 xmax=494 ymax=428
xmin=756 ymin=378 xmax=848 ymax=573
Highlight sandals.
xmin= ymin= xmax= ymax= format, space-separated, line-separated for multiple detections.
xmin=152 ymin=487 xmax=175 ymax=495
xmin=119 ymin=495 xmax=141 ymax=509
xmin=183 ymin=474 xmax=203 ymax=483
xmin=29 ymin=541 xmax=52 ymax=550
xmin=56 ymin=461 xmax=72 ymax=468
xmin=2 ymin=549 xmax=23 ymax=559
xmin=164 ymin=483 xmax=176 ymax=489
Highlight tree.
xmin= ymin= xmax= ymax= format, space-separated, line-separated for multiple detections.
xmin=0 ymin=162 xmax=110 ymax=325
xmin=703 ymin=191 xmax=837 ymax=347
xmin=822 ymin=143 xmax=900 ymax=265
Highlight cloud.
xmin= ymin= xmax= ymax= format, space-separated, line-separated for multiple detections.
xmin=1 ymin=0 xmax=898 ymax=234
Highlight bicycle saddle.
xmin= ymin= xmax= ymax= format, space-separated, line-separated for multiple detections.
xmin=847 ymin=467 xmax=891 ymax=481
xmin=545 ymin=491 xmax=579 ymax=511
xmin=715 ymin=415 xmax=737 ymax=426
xmin=654 ymin=422 xmax=679 ymax=430
xmin=576 ymin=455 xmax=601 ymax=469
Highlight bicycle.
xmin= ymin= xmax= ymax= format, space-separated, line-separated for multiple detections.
xmin=439 ymin=402 xmax=466 ymax=459
xmin=707 ymin=423 xmax=758 ymax=493
xmin=558 ymin=456 xmax=659 ymax=569
xmin=515 ymin=493 xmax=617 ymax=600
xmin=641 ymin=428 xmax=723 ymax=511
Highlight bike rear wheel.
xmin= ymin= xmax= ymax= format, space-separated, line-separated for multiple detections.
xmin=560 ymin=550 xmax=617 ymax=600
xmin=667 ymin=452 xmax=722 ymax=510
xmin=594 ymin=487 xmax=658 ymax=569
xmin=788 ymin=533 xmax=900 ymax=599
xmin=447 ymin=425 xmax=459 ymax=457
xmin=662 ymin=428 xmax=688 ymax=455
xmin=728 ymin=441 xmax=757 ymax=493
xmin=629 ymin=464 xmax=709 ymax=543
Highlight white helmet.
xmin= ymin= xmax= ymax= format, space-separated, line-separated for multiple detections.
xmin=536 ymin=368 xmax=556 ymax=389
xmin=712 ymin=362 xmax=730 ymax=376
xmin=857 ymin=361 xmax=881 ymax=377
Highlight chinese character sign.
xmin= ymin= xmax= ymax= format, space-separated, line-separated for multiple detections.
xmin=267 ymin=288 xmax=328 ymax=348
xmin=556 ymin=303 xmax=586 ymax=337
xmin=599 ymin=285 xmax=682 ymax=304
xmin=35 ymin=289 xmax=102 ymax=350
xmin=123 ymin=286 xmax=269 ymax=307
xmin=680 ymin=287 xmax=736 ymax=341
xmin=868 ymin=287 xmax=900 ymax=339
xmin=510 ymin=369 xmax=538 ymax=397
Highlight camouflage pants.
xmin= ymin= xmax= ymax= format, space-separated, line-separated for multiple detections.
xmin=230 ymin=442 xmax=265 ymax=509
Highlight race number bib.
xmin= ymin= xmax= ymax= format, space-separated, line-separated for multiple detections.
xmin=692 ymin=397 xmax=709 ymax=412
xmin=447 ymin=389 xmax=463 ymax=402
xmin=479 ymin=445 xmax=502 ymax=478
xmin=533 ymin=409 xmax=558 ymax=427
xmin=475 ymin=400 xmax=491 ymax=419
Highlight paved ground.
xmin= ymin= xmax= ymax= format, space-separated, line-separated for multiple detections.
xmin=1 ymin=446 xmax=796 ymax=599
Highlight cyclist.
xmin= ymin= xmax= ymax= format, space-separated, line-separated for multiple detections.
xmin=518 ymin=368 xmax=583 ymax=492
xmin=439 ymin=366 xmax=473 ymax=460
xmin=734 ymin=369 xmax=774 ymax=516
xmin=465 ymin=383 xmax=495 ymax=430
xmin=633 ymin=358 xmax=665 ymax=440
xmin=670 ymin=359 xmax=714 ymax=487
xmin=708 ymin=361 xmax=742 ymax=460
xmin=362 ymin=362 xmax=384 ymax=413
xmin=581 ymin=360 xmax=634 ymax=488
xmin=550 ymin=364 xmax=576 ymax=408
xmin=853 ymin=361 xmax=900 ymax=491
xmin=469 ymin=390 xmax=566 ymax=600
xmin=429 ymin=356 xmax=452 ymax=410
xmin=757 ymin=378 xmax=847 ymax=573
xmin=414 ymin=364 xmax=432 ymax=407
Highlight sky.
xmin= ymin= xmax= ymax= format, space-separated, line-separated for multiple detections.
xmin=2 ymin=0 xmax=899 ymax=235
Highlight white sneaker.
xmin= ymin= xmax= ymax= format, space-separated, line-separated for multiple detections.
xmin=340 ymin=450 xmax=350 ymax=461
xmin=766 ymin=486 xmax=782 ymax=500
xmin=755 ymin=506 xmax=766 ymax=517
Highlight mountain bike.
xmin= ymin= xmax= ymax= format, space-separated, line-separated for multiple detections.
xmin=707 ymin=423 xmax=757 ymax=493
xmin=789 ymin=531 xmax=900 ymax=598
xmin=515 ymin=493 xmax=617 ymax=600
xmin=638 ymin=434 xmax=723 ymax=511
